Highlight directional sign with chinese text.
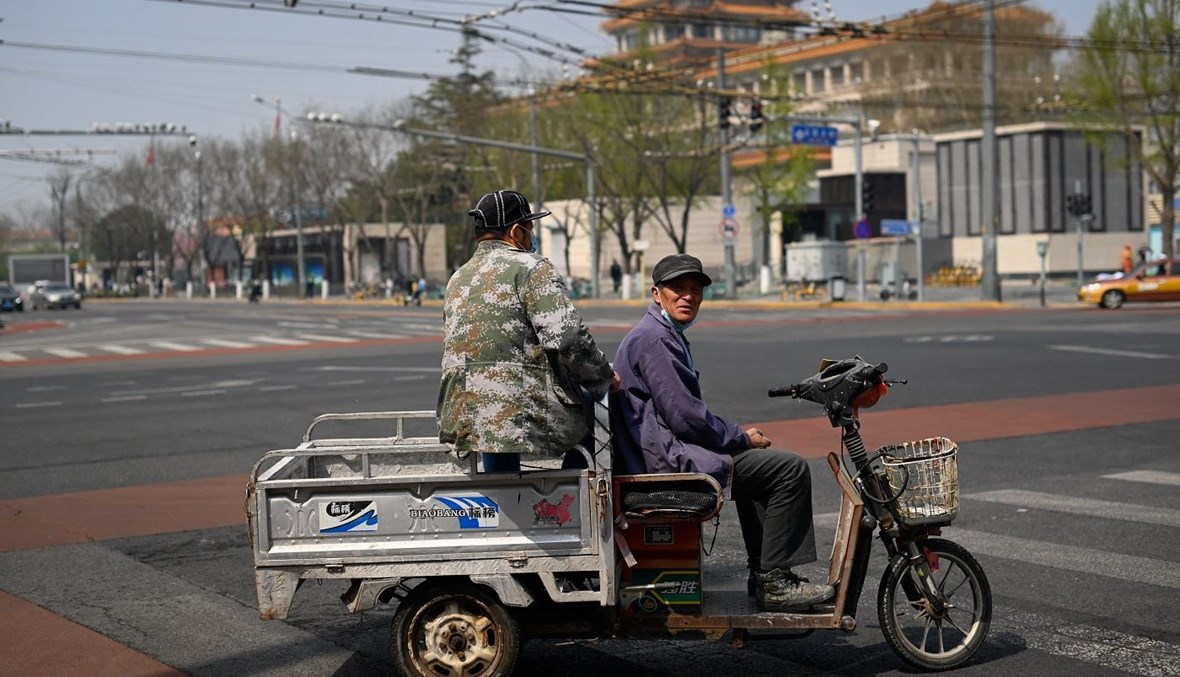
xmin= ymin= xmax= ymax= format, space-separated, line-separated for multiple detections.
xmin=880 ymin=219 xmax=914 ymax=237
xmin=790 ymin=124 xmax=839 ymax=147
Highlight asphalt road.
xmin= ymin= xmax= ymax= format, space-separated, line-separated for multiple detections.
xmin=2 ymin=298 xmax=1179 ymax=677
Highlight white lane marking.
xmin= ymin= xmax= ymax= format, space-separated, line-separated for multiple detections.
xmin=108 ymin=379 xmax=258 ymax=397
xmin=259 ymin=385 xmax=297 ymax=392
xmin=312 ymin=365 xmax=438 ymax=373
xmin=44 ymin=347 xmax=87 ymax=359
xmin=815 ymin=513 xmax=1180 ymax=590
xmin=0 ymin=351 xmax=27 ymax=362
xmin=15 ymin=401 xmax=62 ymax=408
xmin=345 ymin=330 xmax=401 ymax=340
xmin=1104 ymin=470 xmax=1180 ymax=487
xmin=969 ymin=489 xmax=1180 ymax=528
xmin=250 ymin=336 xmax=310 ymax=346
xmin=102 ymin=395 xmax=147 ymax=403
xmin=294 ymin=333 xmax=358 ymax=343
xmin=27 ymin=385 xmax=64 ymax=392
xmin=278 ymin=321 xmax=340 ymax=330
xmin=394 ymin=375 xmax=429 ymax=382
xmin=398 ymin=323 xmax=443 ymax=332
xmin=326 ymin=379 xmax=365 ymax=386
xmin=98 ymin=344 xmax=146 ymax=355
xmin=199 ymin=338 xmax=256 ymax=349
xmin=182 ymin=389 xmax=228 ymax=397
xmin=148 ymin=341 xmax=201 ymax=352
xmin=905 ymin=335 xmax=994 ymax=343
xmin=1048 ymin=344 xmax=1174 ymax=359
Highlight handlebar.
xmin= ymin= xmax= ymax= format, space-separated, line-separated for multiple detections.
xmin=768 ymin=356 xmax=897 ymax=428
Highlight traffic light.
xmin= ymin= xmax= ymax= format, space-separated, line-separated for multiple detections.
xmin=750 ymin=99 xmax=764 ymax=133
xmin=1066 ymin=193 xmax=1092 ymax=217
xmin=861 ymin=179 xmax=874 ymax=213
xmin=719 ymin=97 xmax=733 ymax=130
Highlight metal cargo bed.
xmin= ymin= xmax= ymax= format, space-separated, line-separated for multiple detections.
xmin=248 ymin=410 xmax=616 ymax=619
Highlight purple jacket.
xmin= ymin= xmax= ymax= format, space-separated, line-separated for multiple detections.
xmin=610 ymin=304 xmax=750 ymax=497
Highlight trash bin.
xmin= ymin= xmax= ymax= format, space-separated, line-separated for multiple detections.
xmin=829 ymin=275 xmax=846 ymax=302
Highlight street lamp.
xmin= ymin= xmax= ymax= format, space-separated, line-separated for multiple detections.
xmin=190 ymin=134 xmax=202 ymax=298
xmin=251 ymin=94 xmax=306 ymax=296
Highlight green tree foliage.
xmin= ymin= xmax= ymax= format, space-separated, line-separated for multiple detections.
xmin=1074 ymin=0 xmax=1179 ymax=261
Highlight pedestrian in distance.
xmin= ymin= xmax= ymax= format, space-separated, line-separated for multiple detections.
xmin=437 ymin=189 xmax=619 ymax=474
xmin=1122 ymin=244 xmax=1134 ymax=275
xmin=610 ymin=253 xmax=834 ymax=613
xmin=610 ymin=259 xmax=623 ymax=295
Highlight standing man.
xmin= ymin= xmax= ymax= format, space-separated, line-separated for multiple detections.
xmin=611 ymin=254 xmax=833 ymax=612
xmin=438 ymin=190 xmax=616 ymax=472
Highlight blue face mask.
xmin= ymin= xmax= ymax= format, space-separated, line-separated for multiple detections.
xmin=660 ymin=306 xmax=695 ymax=333
xmin=513 ymin=223 xmax=538 ymax=254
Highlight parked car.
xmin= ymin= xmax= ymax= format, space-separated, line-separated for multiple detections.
xmin=29 ymin=283 xmax=82 ymax=310
xmin=0 ymin=283 xmax=23 ymax=312
xmin=1078 ymin=258 xmax=1180 ymax=309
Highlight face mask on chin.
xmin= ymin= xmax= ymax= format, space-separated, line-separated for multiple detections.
xmin=659 ymin=304 xmax=695 ymax=332
xmin=511 ymin=223 xmax=537 ymax=254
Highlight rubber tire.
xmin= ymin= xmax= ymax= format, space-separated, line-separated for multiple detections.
xmin=392 ymin=582 xmax=520 ymax=677
xmin=1100 ymin=290 xmax=1125 ymax=309
xmin=878 ymin=538 xmax=992 ymax=671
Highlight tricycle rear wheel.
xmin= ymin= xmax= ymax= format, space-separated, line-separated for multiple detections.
xmin=877 ymin=538 xmax=991 ymax=671
xmin=392 ymin=581 xmax=520 ymax=677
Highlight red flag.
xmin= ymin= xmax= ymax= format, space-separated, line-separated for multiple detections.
xmin=145 ymin=138 xmax=155 ymax=167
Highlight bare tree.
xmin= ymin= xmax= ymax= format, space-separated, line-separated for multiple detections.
xmin=46 ymin=168 xmax=73 ymax=253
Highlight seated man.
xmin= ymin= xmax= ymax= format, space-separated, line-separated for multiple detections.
xmin=438 ymin=189 xmax=616 ymax=472
xmin=611 ymin=254 xmax=833 ymax=612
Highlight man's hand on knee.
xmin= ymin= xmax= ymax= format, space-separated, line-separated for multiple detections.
xmin=745 ymin=427 xmax=772 ymax=449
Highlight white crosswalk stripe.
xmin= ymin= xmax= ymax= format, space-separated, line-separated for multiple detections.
xmin=199 ymin=338 xmax=257 ymax=349
xmin=249 ymin=336 xmax=310 ymax=346
xmin=0 ymin=351 xmax=27 ymax=362
xmin=43 ymin=347 xmax=87 ymax=358
xmin=98 ymin=344 xmax=146 ymax=355
xmin=969 ymin=489 xmax=1180 ymax=528
xmin=1104 ymin=470 xmax=1180 ymax=487
xmin=148 ymin=341 xmax=201 ymax=352
xmin=293 ymin=333 xmax=358 ymax=343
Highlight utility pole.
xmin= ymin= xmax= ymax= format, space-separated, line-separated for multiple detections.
xmin=718 ymin=49 xmax=736 ymax=299
xmin=529 ymin=83 xmax=543 ymax=257
xmin=979 ymin=0 xmax=1001 ymax=301
xmin=912 ymin=130 xmax=926 ymax=302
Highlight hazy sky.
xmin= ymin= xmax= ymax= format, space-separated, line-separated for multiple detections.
xmin=0 ymin=0 xmax=1104 ymax=214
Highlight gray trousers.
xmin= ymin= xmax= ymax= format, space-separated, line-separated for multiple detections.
xmin=731 ymin=448 xmax=818 ymax=572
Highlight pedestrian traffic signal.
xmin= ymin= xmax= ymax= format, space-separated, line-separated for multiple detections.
xmin=750 ymin=99 xmax=764 ymax=133
xmin=861 ymin=179 xmax=874 ymax=213
xmin=719 ymin=97 xmax=733 ymax=130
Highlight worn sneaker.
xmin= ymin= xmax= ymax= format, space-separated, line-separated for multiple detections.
xmin=755 ymin=568 xmax=835 ymax=612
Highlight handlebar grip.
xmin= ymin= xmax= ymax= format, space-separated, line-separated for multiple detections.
xmin=768 ymin=386 xmax=797 ymax=398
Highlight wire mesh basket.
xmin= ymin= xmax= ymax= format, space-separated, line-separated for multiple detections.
xmin=877 ymin=437 xmax=959 ymax=527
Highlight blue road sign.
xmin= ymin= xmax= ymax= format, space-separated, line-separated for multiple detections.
xmin=722 ymin=202 xmax=736 ymax=219
xmin=854 ymin=218 xmax=872 ymax=239
xmin=880 ymin=219 xmax=914 ymax=237
xmin=790 ymin=124 xmax=839 ymax=147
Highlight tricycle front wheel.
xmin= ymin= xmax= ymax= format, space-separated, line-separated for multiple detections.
xmin=392 ymin=581 xmax=520 ymax=677
xmin=877 ymin=538 xmax=992 ymax=671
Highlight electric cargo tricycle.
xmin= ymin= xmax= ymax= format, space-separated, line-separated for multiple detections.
xmin=247 ymin=357 xmax=992 ymax=676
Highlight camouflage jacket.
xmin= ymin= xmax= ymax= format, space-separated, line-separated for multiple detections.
xmin=437 ymin=240 xmax=613 ymax=457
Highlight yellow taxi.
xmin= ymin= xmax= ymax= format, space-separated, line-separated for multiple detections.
xmin=1078 ymin=258 xmax=1180 ymax=308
